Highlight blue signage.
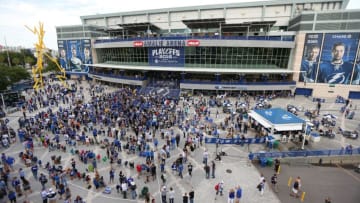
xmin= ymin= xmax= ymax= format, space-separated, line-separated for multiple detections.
xmin=58 ymin=39 xmax=92 ymax=73
xmin=148 ymin=47 xmax=185 ymax=67
xmin=317 ymin=33 xmax=360 ymax=84
xmin=205 ymin=137 xmax=266 ymax=144
xmin=299 ymin=33 xmax=323 ymax=83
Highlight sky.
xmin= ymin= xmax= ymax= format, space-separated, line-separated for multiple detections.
xmin=0 ymin=0 xmax=359 ymax=50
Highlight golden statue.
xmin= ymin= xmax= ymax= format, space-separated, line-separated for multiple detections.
xmin=26 ymin=22 xmax=67 ymax=90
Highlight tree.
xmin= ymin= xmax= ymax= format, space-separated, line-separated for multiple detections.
xmin=11 ymin=57 xmax=20 ymax=66
xmin=0 ymin=64 xmax=31 ymax=91
xmin=25 ymin=56 xmax=35 ymax=66
xmin=0 ymin=54 xmax=5 ymax=64
xmin=43 ymin=51 xmax=60 ymax=73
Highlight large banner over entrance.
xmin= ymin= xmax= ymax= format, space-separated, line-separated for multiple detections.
xmin=317 ymin=33 xmax=359 ymax=84
xmin=298 ymin=33 xmax=360 ymax=85
xmin=299 ymin=33 xmax=323 ymax=83
xmin=58 ymin=39 xmax=92 ymax=73
xmin=148 ymin=47 xmax=185 ymax=67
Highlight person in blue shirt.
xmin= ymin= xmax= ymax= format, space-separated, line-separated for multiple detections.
xmin=299 ymin=45 xmax=320 ymax=83
xmin=7 ymin=190 xmax=16 ymax=203
xmin=31 ymin=164 xmax=38 ymax=180
xmin=317 ymin=42 xmax=355 ymax=84
xmin=93 ymin=128 xmax=98 ymax=139
xmin=236 ymin=185 xmax=242 ymax=202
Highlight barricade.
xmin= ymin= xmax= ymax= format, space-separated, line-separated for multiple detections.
xmin=249 ymin=147 xmax=360 ymax=160
xmin=205 ymin=137 xmax=266 ymax=145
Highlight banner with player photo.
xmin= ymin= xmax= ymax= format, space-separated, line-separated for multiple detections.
xmin=316 ymin=33 xmax=360 ymax=84
xmin=299 ymin=33 xmax=323 ymax=83
xmin=57 ymin=39 xmax=92 ymax=73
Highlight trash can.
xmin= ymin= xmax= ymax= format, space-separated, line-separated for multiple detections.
xmin=273 ymin=141 xmax=279 ymax=149
xmin=267 ymin=158 xmax=273 ymax=167
xmin=260 ymin=157 xmax=267 ymax=167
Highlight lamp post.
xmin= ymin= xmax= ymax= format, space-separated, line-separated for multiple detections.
xmin=302 ymin=122 xmax=310 ymax=150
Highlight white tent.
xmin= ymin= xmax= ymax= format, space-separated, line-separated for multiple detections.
xmin=248 ymin=108 xmax=305 ymax=132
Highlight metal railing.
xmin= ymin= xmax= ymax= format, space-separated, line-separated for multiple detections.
xmin=95 ymin=35 xmax=295 ymax=44
xmin=249 ymin=147 xmax=360 ymax=160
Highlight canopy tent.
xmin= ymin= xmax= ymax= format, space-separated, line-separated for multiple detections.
xmin=248 ymin=108 xmax=305 ymax=132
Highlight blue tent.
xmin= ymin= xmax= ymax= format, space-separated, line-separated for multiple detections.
xmin=249 ymin=108 xmax=305 ymax=131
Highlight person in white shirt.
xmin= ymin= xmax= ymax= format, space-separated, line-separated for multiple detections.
xmin=169 ymin=187 xmax=175 ymax=203
xmin=203 ymin=150 xmax=209 ymax=165
xmin=41 ymin=189 xmax=48 ymax=202
xmin=121 ymin=182 xmax=128 ymax=199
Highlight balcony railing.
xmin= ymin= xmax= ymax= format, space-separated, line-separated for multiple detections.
xmin=95 ymin=35 xmax=295 ymax=44
xmin=89 ymin=72 xmax=145 ymax=81
xmin=181 ymin=80 xmax=296 ymax=85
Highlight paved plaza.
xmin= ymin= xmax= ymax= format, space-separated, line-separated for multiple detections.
xmin=0 ymin=80 xmax=359 ymax=203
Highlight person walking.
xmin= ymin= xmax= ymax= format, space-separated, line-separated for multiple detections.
xmin=161 ymin=186 xmax=167 ymax=203
xmin=183 ymin=192 xmax=189 ymax=203
xmin=204 ymin=164 xmax=210 ymax=179
xmin=203 ymin=150 xmax=209 ymax=165
xmin=219 ymin=181 xmax=224 ymax=196
xmin=65 ymin=187 xmax=72 ymax=202
xmin=47 ymin=188 xmax=57 ymax=203
xmin=290 ymin=176 xmax=301 ymax=198
xmin=235 ymin=186 xmax=242 ymax=203
xmin=271 ymin=174 xmax=278 ymax=192
xmin=189 ymin=189 xmax=195 ymax=203
xmin=31 ymin=163 xmax=38 ymax=180
xmin=178 ymin=162 xmax=184 ymax=179
xmin=214 ymin=181 xmax=224 ymax=200
xmin=188 ymin=162 xmax=193 ymax=177
xmin=121 ymin=181 xmax=128 ymax=199
xmin=130 ymin=181 xmax=137 ymax=199
xmin=109 ymin=168 xmax=115 ymax=184
xmin=41 ymin=188 xmax=48 ymax=203
xmin=22 ymin=178 xmax=32 ymax=198
xmin=7 ymin=190 xmax=16 ymax=203
xmin=39 ymin=173 xmax=48 ymax=190
xmin=228 ymin=188 xmax=235 ymax=203
xmin=211 ymin=161 xmax=216 ymax=178
xmin=258 ymin=179 xmax=266 ymax=196
xmin=169 ymin=187 xmax=175 ymax=203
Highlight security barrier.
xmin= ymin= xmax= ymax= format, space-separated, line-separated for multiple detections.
xmin=249 ymin=147 xmax=360 ymax=160
xmin=205 ymin=137 xmax=266 ymax=145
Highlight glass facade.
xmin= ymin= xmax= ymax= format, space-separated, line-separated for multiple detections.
xmin=96 ymin=47 xmax=291 ymax=69
xmin=97 ymin=47 xmax=149 ymax=66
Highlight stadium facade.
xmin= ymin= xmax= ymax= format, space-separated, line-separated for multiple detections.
xmin=56 ymin=0 xmax=360 ymax=99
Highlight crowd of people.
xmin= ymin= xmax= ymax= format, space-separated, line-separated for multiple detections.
xmin=1 ymin=77 xmax=338 ymax=203
xmin=0 ymin=79 xmax=237 ymax=203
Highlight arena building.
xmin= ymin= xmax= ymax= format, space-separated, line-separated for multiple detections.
xmin=56 ymin=0 xmax=360 ymax=99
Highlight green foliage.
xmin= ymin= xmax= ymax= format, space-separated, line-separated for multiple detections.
xmin=0 ymin=49 xmax=36 ymax=67
xmin=43 ymin=60 xmax=59 ymax=72
xmin=12 ymin=57 xmax=20 ymax=66
xmin=43 ymin=52 xmax=60 ymax=72
xmin=0 ymin=55 xmax=5 ymax=64
xmin=0 ymin=64 xmax=30 ymax=91
xmin=25 ymin=56 xmax=35 ymax=65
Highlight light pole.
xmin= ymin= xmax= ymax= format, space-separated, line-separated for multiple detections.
xmin=0 ymin=93 xmax=6 ymax=112
xmin=302 ymin=122 xmax=310 ymax=150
